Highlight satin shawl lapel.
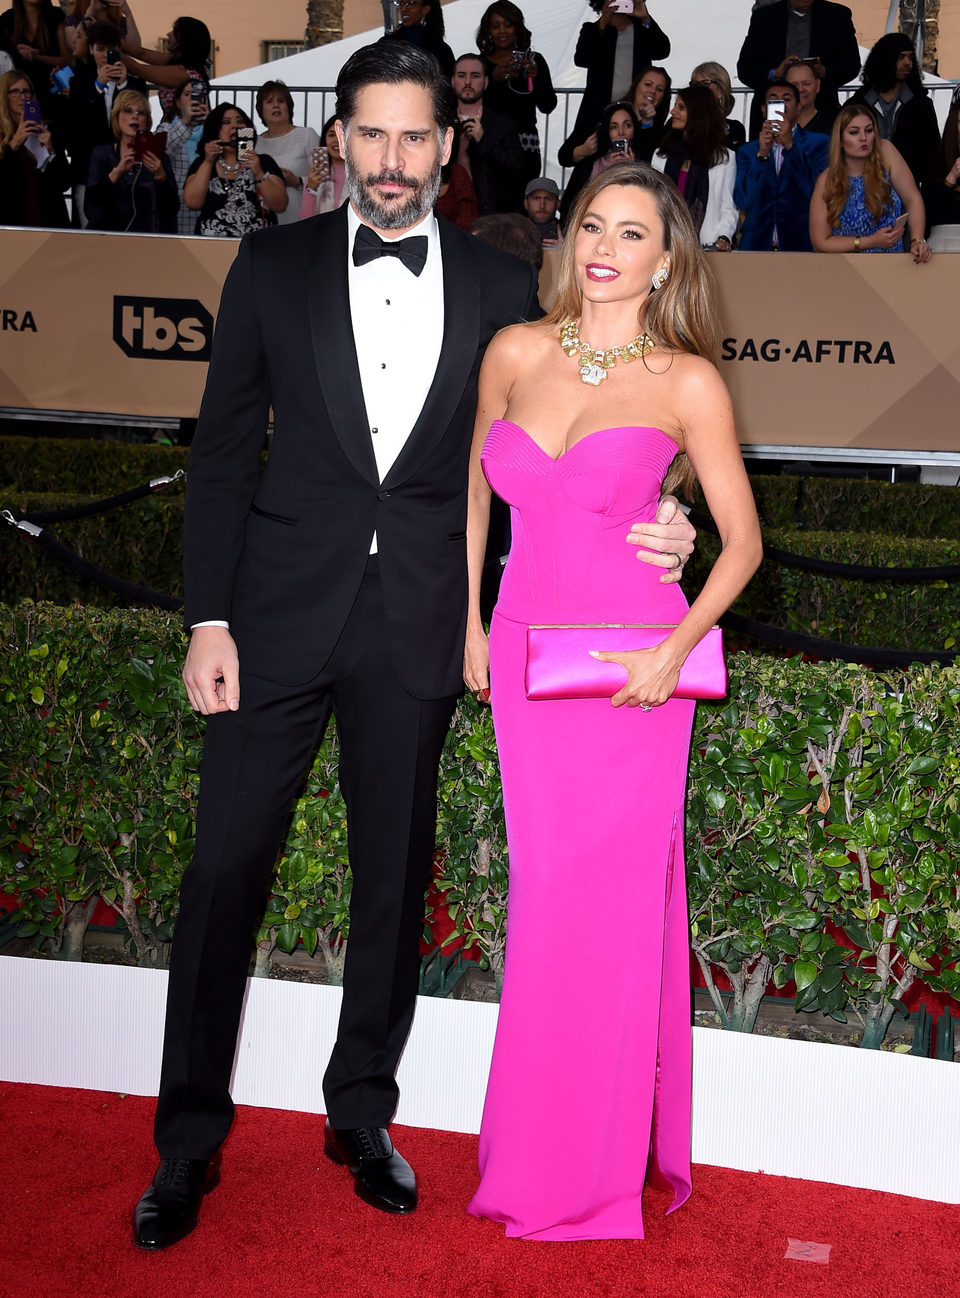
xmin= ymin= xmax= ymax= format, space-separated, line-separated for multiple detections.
xmin=381 ymin=219 xmax=480 ymax=489
xmin=307 ymin=207 xmax=379 ymax=487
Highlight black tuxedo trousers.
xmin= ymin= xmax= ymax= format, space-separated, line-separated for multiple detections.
xmin=155 ymin=564 xmax=456 ymax=1154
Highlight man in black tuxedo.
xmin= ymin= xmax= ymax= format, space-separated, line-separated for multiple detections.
xmin=452 ymin=54 xmax=526 ymax=214
xmin=737 ymin=0 xmax=860 ymax=138
xmin=133 ymin=39 xmax=695 ymax=1250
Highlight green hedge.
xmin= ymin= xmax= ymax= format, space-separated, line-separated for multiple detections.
xmin=4 ymin=436 xmax=959 ymax=537
xmin=0 ymin=491 xmax=184 ymax=607
xmin=3 ymin=604 xmax=958 ymax=1046
xmin=746 ymin=476 xmax=960 ymax=538
xmin=3 ymin=484 xmax=958 ymax=653
xmin=1 ymin=437 xmax=190 ymax=495
xmin=684 ymin=530 xmax=960 ymax=653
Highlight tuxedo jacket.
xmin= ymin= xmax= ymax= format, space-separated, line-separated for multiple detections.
xmin=737 ymin=0 xmax=861 ymax=127
xmin=734 ymin=127 xmax=830 ymax=251
xmin=183 ymin=206 xmax=540 ymax=698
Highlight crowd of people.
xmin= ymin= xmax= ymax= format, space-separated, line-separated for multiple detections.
xmin=1 ymin=0 xmax=957 ymax=253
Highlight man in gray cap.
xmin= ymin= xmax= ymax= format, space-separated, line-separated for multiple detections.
xmin=523 ymin=177 xmax=561 ymax=245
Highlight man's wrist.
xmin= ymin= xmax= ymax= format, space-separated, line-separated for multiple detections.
xmin=192 ymin=620 xmax=230 ymax=630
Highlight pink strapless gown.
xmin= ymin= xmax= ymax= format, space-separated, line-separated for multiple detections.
xmin=466 ymin=421 xmax=694 ymax=1241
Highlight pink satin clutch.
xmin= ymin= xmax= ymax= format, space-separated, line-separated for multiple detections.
xmin=524 ymin=624 xmax=727 ymax=702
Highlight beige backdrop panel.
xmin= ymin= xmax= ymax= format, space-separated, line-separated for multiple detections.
xmin=540 ymin=248 xmax=960 ymax=454
xmin=0 ymin=229 xmax=239 ymax=420
xmin=3 ymin=230 xmax=959 ymax=453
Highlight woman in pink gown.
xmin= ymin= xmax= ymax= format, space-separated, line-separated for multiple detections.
xmin=463 ymin=164 xmax=762 ymax=1241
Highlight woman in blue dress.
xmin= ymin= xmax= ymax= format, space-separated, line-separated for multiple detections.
xmin=809 ymin=102 xmax=932 ymax=261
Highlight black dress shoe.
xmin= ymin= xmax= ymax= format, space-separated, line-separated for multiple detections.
xmin=323 ymin=1121 xmax=417 ymax=1214
xmin=132 ymin=1153 xmax=221 ymax=1249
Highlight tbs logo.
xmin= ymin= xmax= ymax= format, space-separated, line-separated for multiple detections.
xmin=113 ymin=296 xmax=213 ymax=361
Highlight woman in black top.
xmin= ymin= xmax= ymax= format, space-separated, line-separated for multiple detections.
xmin=184 ymin=102 xmax=286 ymax=237
xmin=85 ymin=88 xmax=179 ymax=232
xmin=924 ymin=97 xmax=960 ymax=245
xmin=386 ymin=0 xmax=454 ymax=79
xmin=0 ymin=67 xmax=69 ymax=225
xmin=476 ymin=1 xmax=555 ymax=181
xmin=0 ymin=0 xmax=68 ymax=115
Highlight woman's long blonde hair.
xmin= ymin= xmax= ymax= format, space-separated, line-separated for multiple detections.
xmin=0 ymin=69 xmax=34 ymax=160
xmin=823 ymin=103 xmax=893 ymax=228
xmin=546 ymin=163 xmax=721 ymax=498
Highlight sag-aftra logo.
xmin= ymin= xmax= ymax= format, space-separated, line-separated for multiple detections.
xmin=113 ymin=296 xmax=213 ymax=361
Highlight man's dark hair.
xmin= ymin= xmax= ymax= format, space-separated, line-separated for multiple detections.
xmin=471 ymin=213 xmax=543 ymax=270
xmin=336 ymin=39 xmax=457 ymax=131
xmin=198 ymin=100 xmax=255 ymax=148
xmin=861 ymin=32 xmax=925 ymax=96
xmin=87 ymin=19 xmax=123 ymax=48
xmin=764 ymin=79 xmax=799 ymax=106
xmin=454 ymin=52 xmax=486 ymax=73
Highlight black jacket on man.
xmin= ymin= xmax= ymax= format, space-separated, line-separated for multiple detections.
xmin=737 ymin=1 xmax=861 ymax=136
xmin=459 ymin=108 xmax=528 ymax=215
xmin=184 ymin=206 xmax=540 ymax=697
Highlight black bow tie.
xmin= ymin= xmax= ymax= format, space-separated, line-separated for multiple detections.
xmin=352 ymin=224 xmax=429 ymax=276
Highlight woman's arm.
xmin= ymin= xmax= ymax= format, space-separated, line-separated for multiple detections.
xmin=121 ymin=52 xmax=188 ymax=88
xmin=883 ymin=139 xmax=932 ymax=262
xmin=120 ymin=40 xmax=169 ymax=67
xmin=120 ymin=3 xmax=143 ymax=49
xmin=183 ymin=149 xmax=215 ymax=209
xmin=250 ymin=154 xmax=287 ymax=213
xmin=531 ymin=53 xmax=557 ymax=115
xmin=596 ymin=360 xmax=761 ymax=708
xmin=463 ymin=327 xmax=523 ymax=696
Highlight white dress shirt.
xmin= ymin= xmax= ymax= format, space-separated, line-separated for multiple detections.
xmin=193 ymin=202 xmax=445 ymax=626
xmin=346 ymin=203 xmax=444 ymax=552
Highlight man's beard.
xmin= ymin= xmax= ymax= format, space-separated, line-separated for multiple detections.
xmin=344 ymin=138 xmax=443 ymax=231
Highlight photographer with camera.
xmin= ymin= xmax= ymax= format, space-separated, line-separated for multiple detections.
xmin=452 ymin=52 xmax=526 ymax=215
xmin=734 ymin=79 xmax=829 ymax=250
xmin=476 ymin=2 xmax=555 ymax=182
xmin=84 ymin=87 xmax=179 ymax=231
xmin=183 ymin=102 xmax=285 ymax=237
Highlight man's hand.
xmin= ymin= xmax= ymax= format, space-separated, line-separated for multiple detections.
xmin=756 ymin=120 xmax=775 ymax=159
xmin=183 ymin=626 xmax=240 ymax=715
xmin=627 ymin=494 xmax=696 ymax=584
xmin=460 ymin=117 xmax=484 ymax=143
xmin=774 ymin=54 xmax=801 ymax=79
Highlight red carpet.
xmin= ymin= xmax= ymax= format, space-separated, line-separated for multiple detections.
xmin=1 ymin=1082 xmax=955 ymax=1298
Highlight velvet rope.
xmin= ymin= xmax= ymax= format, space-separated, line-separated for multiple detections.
xmin=686 ymin=509 xmax=960 ymax=582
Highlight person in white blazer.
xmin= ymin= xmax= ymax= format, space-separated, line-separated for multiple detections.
xmin=651 ymin=84 xmax=738 ymax=249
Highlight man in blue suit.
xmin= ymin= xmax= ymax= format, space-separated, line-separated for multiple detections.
xmin=734 ymin=80 xmax=829 ymax=251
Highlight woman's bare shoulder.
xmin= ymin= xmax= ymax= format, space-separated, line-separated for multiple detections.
xmin=486 ymin=318 xmax=557 ymax=365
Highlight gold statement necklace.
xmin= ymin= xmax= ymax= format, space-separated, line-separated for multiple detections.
xmin=559 ymin=318 xmax=654 ymax=386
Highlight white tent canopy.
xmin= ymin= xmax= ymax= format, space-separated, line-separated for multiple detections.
xmin=215 ymin=0 xmax=758 ymax=93
xmin=212 ymin=1 xmax=952 ymax=169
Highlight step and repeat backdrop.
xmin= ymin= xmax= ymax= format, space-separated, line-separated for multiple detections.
xmin=2 ymin=228 xmax=959 ymax=456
